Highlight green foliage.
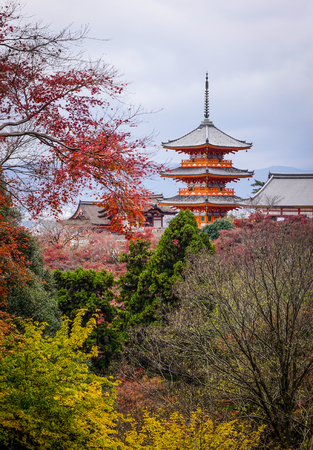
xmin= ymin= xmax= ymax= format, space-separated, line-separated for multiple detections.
xmin=251 ymin=178 xmax=265 ymax=194
xmin=54 ymin=267 xmax=120 ymax=370
xmin=6 ymin=272 xmax=61 ymax=334
xmin=118 ymin=238 xmax=153 ymax=317
xmin=54 ymin=266 xmax=115 ymax=319
xmin=3 ymin=212 xmax=61 ymax=332
xmin=201 ymin=218 xmax=233 ymax=241
xmin=0 ymin=311 xmax=120 ymax=450
xmin=122 ymin=210 xmax=213 ymax=325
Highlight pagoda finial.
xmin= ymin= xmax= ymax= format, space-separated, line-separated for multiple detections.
xmin=202 ymin=72 xmax=212 ymax=124
xmin=204 ymin=72 xmax=209 ymax=119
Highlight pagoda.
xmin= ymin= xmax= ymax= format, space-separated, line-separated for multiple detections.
xmin=159 ymin=73 xmax=254 ymax=227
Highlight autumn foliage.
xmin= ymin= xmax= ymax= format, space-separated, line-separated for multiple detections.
xmin=0 ymin=191 xmax=30 ymax=303
xmin=0 ymin=311 xmax=120 ymax=449
xmin=122 ymin=410 xmax=264 ymax=450
xmin=0 ymin=2 xmax=161 ymax=233
xmin=41 ymin=229 xmax=127 ymax=277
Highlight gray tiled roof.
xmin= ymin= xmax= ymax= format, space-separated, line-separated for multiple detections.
xmin=65 ymin=199 xmax=176 ymax=226
xmin=161 ymin=166 xmax=253 ymax=178
xmin=146 ymin=203 xmax=177 ymax=214
xmin=240 ymin=173 xmax=313 ymax=207
xmin=159 ymin=195 xmax=242 ymax=206
xmin=162 ymin=123 xmax=252 ymax=149
xmin=64 ymin=201 xmax=111 ymax=226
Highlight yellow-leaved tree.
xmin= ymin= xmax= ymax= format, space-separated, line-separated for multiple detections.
xmin=0 ymin=311 xmax=120 ymax=450
xmin=122 ymin=410 xmax=265 ymax=450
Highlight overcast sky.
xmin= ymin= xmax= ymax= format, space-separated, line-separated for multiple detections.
xmin=25 ymin=0 xmax=313 ymax=196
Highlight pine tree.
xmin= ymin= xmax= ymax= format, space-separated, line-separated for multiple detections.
xmin=251 ymin=179 xmax=265 ymax=194
xmin=122 ymin=210 xmax=214 ymax=325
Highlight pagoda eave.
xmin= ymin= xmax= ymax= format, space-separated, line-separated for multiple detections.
xmin=161 ymin=174 xmax=251 ymax=182
xmin=159 ymin=204 xmax=239 ymax=214
xmin=163 ymin=144 xmax=251 ymax=154
xmin=161 ymin=167 xmax=254 ymax=180
xmin=159 ymin=195 xmax=242 ymax=208
xmin=173 ymin=177 xmax=242 ymax=184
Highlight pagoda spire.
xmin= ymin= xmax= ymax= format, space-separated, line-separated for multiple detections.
xmin=160 ymin=75 xmax=254 ymax=227
xmin=204 ymin=72 xmax=209 ymax=119
xmin=202 ymin=72 xmax=212 ymax=124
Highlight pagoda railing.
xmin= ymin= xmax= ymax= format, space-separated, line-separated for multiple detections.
xmin=181 ymin=158 xmax=232 ymax=167
xmin=179 ymin=187 xmax=235 ymax=196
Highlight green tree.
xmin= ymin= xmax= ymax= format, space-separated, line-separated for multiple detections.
xmin=201 ymin=218 xmax=233 ymax=241
xmin=118 ymin=238 xmax=153 ymax=324
xmin=0 ymin=311 xmax=120 ymax=450
xmin=251 ymin=179 xmax=265 ymax=194
xmin=54 ymin=267 xmax=119 ymax=370
xmin=124 ymin=210 xmax=213 ymax=325
xmin=6 ymin=230 xmax=61 ymax=333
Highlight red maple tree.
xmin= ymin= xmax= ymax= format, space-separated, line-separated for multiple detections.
xmin=0 ymin=191 xmax=30 ymax=303
xmin=0 ymin=2 xmax=161 ymax=234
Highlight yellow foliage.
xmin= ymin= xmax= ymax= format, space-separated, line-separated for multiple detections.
xmin=0 ymin=311 xmax=266 ymax=450
xmin=0 ymin=311 xmax=121 ymax=449
xmin=122 ymin=409 xmax=265 ymax=450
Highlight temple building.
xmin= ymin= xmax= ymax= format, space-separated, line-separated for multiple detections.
xmin=159 ymin=74 xmax=254 ymax=227
xmin=63 ymin=194 xmax=176 ymax=230
xmin=240 ymin=173 xmax=313 ymax=218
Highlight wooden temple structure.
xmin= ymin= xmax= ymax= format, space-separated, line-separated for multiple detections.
xmin=240 ymin=173 xmax=313 ymax=218
xmin=159 ymin=73 xmax=254 ymax=227
xmin=64 ymin=194 xmax=176 ymax=230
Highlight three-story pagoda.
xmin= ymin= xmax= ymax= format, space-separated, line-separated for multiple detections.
xmin=159 ymin=74 xmax=254 ymax=227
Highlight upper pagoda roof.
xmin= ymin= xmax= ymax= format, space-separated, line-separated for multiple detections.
xmin=161 ymin=165 xmax=253 ymax=178
xmin=162 ymin=122 xmax=252 ymax=151
xmin=163 ymin=73 xmax=252 ymax=151
xmin=240 ymin=173 xmax=313 ymax=207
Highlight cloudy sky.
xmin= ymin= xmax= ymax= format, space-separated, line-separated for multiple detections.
xmin=25 ymin=0 xmax=313 ymax=196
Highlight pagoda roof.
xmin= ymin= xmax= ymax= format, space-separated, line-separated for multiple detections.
xmin=159 ymin=194 xmax=242 ymax=207
xmin=240 ymin=173 xmax=313 ymax=208
xmin=162 ymin=122 xmax=252 ymax=150
xmin=161 ymin=165 xmax=253 ymax=178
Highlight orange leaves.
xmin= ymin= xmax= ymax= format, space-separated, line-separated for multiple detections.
xmin=0 ymin=192 xmax=30 ymax=304
xmin=116 ymin=375 xmax=165 ymax=417
xmin=0 ymin=3 xmax=162 ymax=233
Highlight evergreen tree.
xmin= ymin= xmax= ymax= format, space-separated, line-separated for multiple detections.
xmin=118 ymin=238 xmax=153 ymax=314
xmin=251 ymin=179 xmax=265 ymax=194
xmin=122 ymin=210 xmax=214 ymax=325
xmin=54 ymin=267 xmax=120 ymax=370
xmin=201 ymin=218 xmax=233 ymax=241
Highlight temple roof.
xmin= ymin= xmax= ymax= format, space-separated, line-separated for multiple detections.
xmin=240 ymin=173 xmax=313 ymax=207
xmin=63 ymin=201 xmax=111 ymax=226
xmin=162 ymin=122 xmax=252 ymax=150
xmin=159 ymin=194 xmax=242 ymax=207
xmin=161 ymin=165 xmax=253 ymax=178
xmin=63 ymin=197 xmax=176 ymax=226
